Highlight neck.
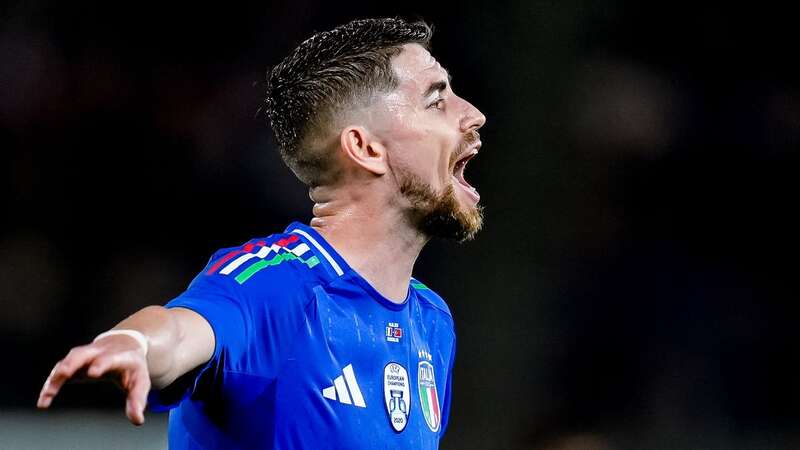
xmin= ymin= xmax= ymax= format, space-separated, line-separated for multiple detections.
xmin=309 ymin=184 xmax=428 ymax=303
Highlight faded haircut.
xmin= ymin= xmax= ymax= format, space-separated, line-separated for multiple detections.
xmin=261 ymin=17 xmax=433 ymax=186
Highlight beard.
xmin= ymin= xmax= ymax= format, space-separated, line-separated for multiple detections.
xmin=397 ymin=168 xmax=483 ymax=242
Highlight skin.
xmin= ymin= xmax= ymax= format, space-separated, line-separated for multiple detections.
xmin=312 ymin=43 xmax=485 ymax=301
xmin=36 ymin=43 xmax=485 ymax=425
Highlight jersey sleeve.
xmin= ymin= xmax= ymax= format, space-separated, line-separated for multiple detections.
xmin=439 ymin=335 xmax=457 ymax=437
xmin=413 ymin=278 xmax=458 ymax=438
xmin=167 ymin=270 xmax=252 ymax=357
xmin=148 ymin=244 xmax=313 ymax=411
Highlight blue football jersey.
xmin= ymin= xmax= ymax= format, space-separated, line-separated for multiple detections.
xmin=148 ymin=222 xmax=457 ymax=449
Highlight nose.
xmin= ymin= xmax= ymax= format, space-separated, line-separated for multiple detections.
xmin=459 ymin=98 xmax=486 ymax=133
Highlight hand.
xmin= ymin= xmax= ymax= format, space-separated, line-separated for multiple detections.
xmin=37 ymin=334 xmax=152 ymax=425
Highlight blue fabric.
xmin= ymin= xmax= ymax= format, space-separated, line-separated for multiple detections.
xmin=148 ymin=222 xmax=457 ymax=449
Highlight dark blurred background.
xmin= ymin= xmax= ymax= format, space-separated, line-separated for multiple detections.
xmin=2 ymin=1 xmax=799 ymax=449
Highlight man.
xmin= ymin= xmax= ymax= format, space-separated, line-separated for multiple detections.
xmin=37 ymin=17 xmax=486 ymax=449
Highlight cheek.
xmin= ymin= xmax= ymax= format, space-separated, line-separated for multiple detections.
xmin=421 ymin=138 xmax=454 ymax=188
xmin=406 ymin=129 xmax=451 ymax=184
xmin=383 ymin=111 xmax=454 ymax=186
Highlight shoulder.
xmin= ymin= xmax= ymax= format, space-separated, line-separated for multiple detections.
xmin=410 ymin=277 xmax=453 ymax=319
xmin=191 ymin=230 xmax=331 ymax=303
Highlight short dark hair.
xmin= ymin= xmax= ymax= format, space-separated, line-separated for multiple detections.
xmin=261 ymin=17 xmax=433 ymax=186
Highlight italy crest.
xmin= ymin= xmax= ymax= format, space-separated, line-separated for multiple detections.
xmin=417 ymin=361 xmax=441 ymax=432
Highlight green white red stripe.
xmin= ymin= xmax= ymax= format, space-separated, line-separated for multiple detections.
xmin=205 ymin=235 xmax=319 ymax=284
xmin=290 ymin=228 xmax=344 ymax=276
xmin=234 ymin=250 xmax=319 ymax=284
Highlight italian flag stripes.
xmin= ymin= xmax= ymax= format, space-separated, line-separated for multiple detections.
xmin=206 ymin=235 xmax=320 ymax=284
xmin=418 ymin=361 xmax=441 ymax=432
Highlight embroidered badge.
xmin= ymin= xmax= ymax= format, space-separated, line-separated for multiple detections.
xmin=386 ymin=322 xmax=403 ymax=343
xmin=418 ymin=360 xmax=441 ymax=432
xmin=383 ymin=362 xmax=410 ymax=432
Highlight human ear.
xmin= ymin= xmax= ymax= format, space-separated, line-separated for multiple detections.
xmin=340 ymin=126 xmax=388 ymax=176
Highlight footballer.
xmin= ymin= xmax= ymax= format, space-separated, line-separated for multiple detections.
xmin=38 ymin=17 xmax=486 ymax=449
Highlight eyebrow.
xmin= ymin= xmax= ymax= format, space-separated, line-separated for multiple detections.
xmin=422 ymin=72 xmax=453 ymax=99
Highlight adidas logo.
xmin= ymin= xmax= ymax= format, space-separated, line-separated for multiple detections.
xmin=322 ymin=364 xmax=366 ymax=408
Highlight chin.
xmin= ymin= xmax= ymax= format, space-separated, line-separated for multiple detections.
xmin=418 ymin=185 xmax=484 ymax=243
xmin=398 ymin=168 xmax=484 ymax=242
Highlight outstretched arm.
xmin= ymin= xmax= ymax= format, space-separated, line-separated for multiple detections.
xmin=36 ymin=305 xmax=214 ymax=425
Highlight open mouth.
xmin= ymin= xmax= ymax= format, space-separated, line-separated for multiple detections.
xmin=452 ymin=145 xmax=480 ymax=204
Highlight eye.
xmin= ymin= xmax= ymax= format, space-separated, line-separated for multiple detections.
xmin=428 ymin=98 xmax=445 ymax=110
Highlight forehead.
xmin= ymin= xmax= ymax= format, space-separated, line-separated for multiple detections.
xmin=391 ymin=44 xmax=448 ymax=91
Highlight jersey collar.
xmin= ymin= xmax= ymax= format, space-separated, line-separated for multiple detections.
xmin=286 ymin=222 xmax=411 ymax=310
xmin=286 ymin=222 xmax=347 ymax=277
